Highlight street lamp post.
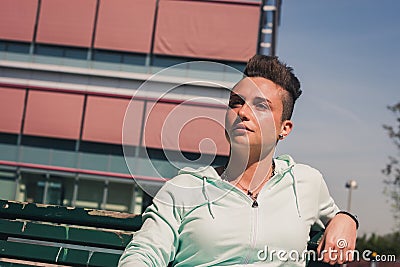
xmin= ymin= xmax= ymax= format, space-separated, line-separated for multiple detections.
xmin=345 ymin=180 xmax=358 ymax=212
xmin=343 ymin=180 xmax=358 ymax=267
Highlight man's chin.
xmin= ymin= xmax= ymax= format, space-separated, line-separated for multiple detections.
xmin=230 ymin=139 xmax=252 ymax=151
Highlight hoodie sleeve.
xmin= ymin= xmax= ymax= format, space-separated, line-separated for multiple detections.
xmin=118 ymin=184 xmax=181 ymax=267
xmin=313 ymin=176 xmax=340 ymax=229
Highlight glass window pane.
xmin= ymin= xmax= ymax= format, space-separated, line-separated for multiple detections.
xmin=133 ymin=187 xmax=143 ymax=214
xmin=48 ymin=175 xmax=74 ymax=206
xmin=0 ymin=170 xmax=16 ymax=200
xmin=151 ymin=55 xmax=190 ymax=68
xmin=0 ymin=179 xmax=16 ymax=199
xmin=50 ymin=149 xmax=77 ymax=168
xmin=0 ymin=143 xmax=18 ymax=161
xmin=75 ymin=179 xmax=104 ymax=209
xmin=35 ymin=44 xmax=63 ymax=57
xmin=64 ymin=47 xmax=88 ymax=59
xmin=226 ymin=61 xmax=246 ymax=72
xmin=0 ymin=41 xmax=6 ymax=51
xmin=18 ymin=172 xmax=46 ymax=203
xmin=105 ymin=182 xmax=134 ymax=212
xmin=122 ymin=53 xmax=146 ymax=65
xmin=7 ymin=42 xmax=30 ymax=53
xmin=19 ymin=146 xmax=50 ymax=165
xmin=93 ymin=50 xmax=122 ymax=63
xmin=78 ymin=152 xmax=109 ymax=171
xmin=109 ymin=155 xmax=130 ymax=174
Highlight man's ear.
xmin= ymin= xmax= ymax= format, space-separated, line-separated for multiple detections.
xmin=278 ymin=120 xmax=293 ymax=140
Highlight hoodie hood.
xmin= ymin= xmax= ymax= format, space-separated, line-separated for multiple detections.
xmin=178 ymin=154 xmax=296 ymax=178
xmin=177 ymin=154 xmax=301 ymax=218
xmin=178 ymin=165 xmax=220 ymax=219
xmin=178 ymin=165 xmax=220 ymax=180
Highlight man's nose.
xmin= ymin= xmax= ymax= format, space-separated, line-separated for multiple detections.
xmin=238 ymin=102 xmax=252 ymax=120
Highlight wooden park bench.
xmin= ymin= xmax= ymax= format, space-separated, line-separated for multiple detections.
xmin=0 ymin=199 xmax=142 ymax=267
xmin=0 ymin=199 xmax=327 ymax=267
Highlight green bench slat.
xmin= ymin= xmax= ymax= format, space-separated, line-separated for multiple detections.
xmin=0 ymin=200 xmax=142 ymax=231
xmin=0 ymin=200 xmax=142 ymax=266
xmin=0 ymin=240 xmax=121 ymax=267
xmin=0 ymin=262 xmax=33 ymax=267
xmin=0 ymin=219 xmax=133 ymax=249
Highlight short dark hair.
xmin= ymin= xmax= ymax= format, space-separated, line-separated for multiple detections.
xmin=243 ymin=55 xmax=302 ymax=121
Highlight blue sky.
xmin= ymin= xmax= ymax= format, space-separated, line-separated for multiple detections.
xmin=275 ymin=1 xmax=400 ymax=235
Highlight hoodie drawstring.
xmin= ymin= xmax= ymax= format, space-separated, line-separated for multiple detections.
xmin=271 ymin=167 xmax=301 ymax=218
xmin=202 ymin=176 xmax=215 ymax=219
xmin=288 ymin=168 xmax=301 ymax=218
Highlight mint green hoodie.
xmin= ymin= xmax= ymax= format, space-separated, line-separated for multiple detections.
xmin=118 ymin=155 xmax=339 ymax=266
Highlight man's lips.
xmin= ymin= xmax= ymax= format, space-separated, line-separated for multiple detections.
xmin=233 ymin=123 xmax=253 ymax=132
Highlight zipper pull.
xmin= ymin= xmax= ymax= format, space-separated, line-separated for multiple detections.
xmin=252 ymin=200 xmax=258 ymax=208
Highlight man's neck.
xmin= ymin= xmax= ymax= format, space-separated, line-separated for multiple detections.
xmin=224 ymin=148 xmax=275 ymax=190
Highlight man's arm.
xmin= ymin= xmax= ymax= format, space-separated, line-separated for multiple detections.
xmin=316 ymin=178 xmax=358 ymax=265
xmin=118 ymin=183 xmax=181 ymax=267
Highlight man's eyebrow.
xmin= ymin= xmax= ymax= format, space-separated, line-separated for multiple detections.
xmin=254 ymin=96 xmax=273 ymax=105
xmin=230 ymin=93 xmax=273 ymax=105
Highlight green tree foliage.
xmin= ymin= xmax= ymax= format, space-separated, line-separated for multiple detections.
xmin=382 ymin=102 xmax=400 ymax=231
xmin=356 ymin=232 xmax=400 ymax=257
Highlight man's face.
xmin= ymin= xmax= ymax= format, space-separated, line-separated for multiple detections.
xmin=225 ymin=77 xmax=288 ymax=153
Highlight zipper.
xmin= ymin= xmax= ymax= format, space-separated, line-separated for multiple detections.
xmin=213 ymin=164 xmax=291 ymax=265
xmin=243 ymin=202 xmax=259 ymax=264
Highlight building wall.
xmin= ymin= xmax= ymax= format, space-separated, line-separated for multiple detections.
xmin=0 ymin=0 xmax=263 ymax=212
xmin=0 ymin=0 xmax=261 ymax=62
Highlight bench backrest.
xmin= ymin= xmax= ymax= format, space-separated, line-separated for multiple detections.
xmin=0 ymin=199 xmax=142 ymax=267
xmin=0 ymin=199 xmax=328 ymax=267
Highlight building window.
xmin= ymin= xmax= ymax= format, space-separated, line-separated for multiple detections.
xmin=21 ymin=135 xmax=76 ymax=151
xmin=10 ymin=169 xmax=147 ymax=214
xmin=106 ymin=181 xmax=137 ymax=213
xmin=35 ymin=44 xmax=88 ymax=60
xmin=17 ymin=172 xmax=74 ymax=206
xmin=0 ymin=40 xmax=30 ymax=54
xmin=37 ymin=180 xmax=63 ymax=205
xmin=151 ymin=55 xmax=193 ymax=68
xmin=122 ymin=53 xmax=147 ymax=65
xmin=92 ymin=49 xmax=147 ymax=65
xmin=0 ymin=169 xmax=16 ymax=200
xmin=49 ymin=175 xmax=74 ymax=206
xmin=151 ymin=54 xmax=246 ymax=72
xmin=75 ymin=178 xmax=104 ymax=209
xmin=18 ymin=172 xmax=46 ymax=203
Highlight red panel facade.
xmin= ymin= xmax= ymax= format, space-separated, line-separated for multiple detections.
xmin=143 ymin=102 xmax=229 ymax=155
xmin=36 ymin=0 xmax=97 ymax=47
xmin=0 ymin=0 xmax=38 ymax=42
xmin=23 ymin=91 xmax=84 ymax=139
xmin=154 ymin=0 xmax=260 ymax=62
xmin=94 ymin=0 xmax=157 ymax=53
xmin=0 ymin=87 xmax=26 ymax=134
xmin=82 ymin=96 xmax=143 ymax=145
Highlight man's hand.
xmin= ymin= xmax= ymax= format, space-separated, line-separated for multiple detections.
xmin=317 ymin=213 xmax=357 ymax=265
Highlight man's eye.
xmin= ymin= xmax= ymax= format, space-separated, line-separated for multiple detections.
xmin=229 ymin=99 xmax=243 ymax=107
xmin=256 ymin=103 xmax=270 ymax=110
